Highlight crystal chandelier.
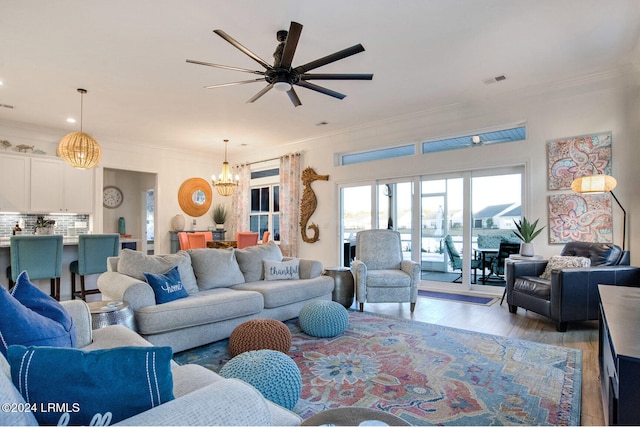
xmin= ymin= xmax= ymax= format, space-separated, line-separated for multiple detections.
xmin=212 ymin=139 xmax=239 ymax=196
xmin=57 ymin=89 xmax=102 ymax=170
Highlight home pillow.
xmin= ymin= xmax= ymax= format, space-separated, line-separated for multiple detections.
xmin=7 ymin=345 xmax=174 ymax=426
xmin=235 ymin=241 xmax=284 ymax=282
xmin=0 ymin=271 xmax=76 ymax=357
xmin=117 ymin=249 xmax=198 ymax=294
xmin=143 ymin=266 xmax=189 ymax=304
xmin=189 ymin=248 xmax=245 ymax=289
xmin=539 ymin=255 xmax=591 ymax=280
xmin=264 ymin=258 xmax=300 ymax=281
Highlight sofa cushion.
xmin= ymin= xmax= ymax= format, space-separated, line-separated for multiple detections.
xmin=144 ymin=266 xmax=189 ymax=304
xmin=0 ymin=271 xmax=76 ymax=357
xmin=117 ymin=249 xmax=198 ymax=294
xmin=539 ymin=255 xmax=591 ymax=280
xmin=264 ymin=258 xmax=300 ymax=281
xmin=7 ymin=345 xmax=174 ymax=426
xmin=189 ymin=248 xmax=245 ymax=289
xmin=231 ymin=276 xmax=334 ymax=309
xmin=235 ymin=241 xmax=283 ymax=282
xmin=135 ymin=288 xmax=263 ymax=335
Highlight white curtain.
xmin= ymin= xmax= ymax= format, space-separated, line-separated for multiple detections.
xmin=231 ymin=164 xmax=251 ymax=236
xmin=279 ymin=153 xmax=301 ymax=257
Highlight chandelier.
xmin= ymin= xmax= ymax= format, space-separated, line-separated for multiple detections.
xmin=57 ymin=89 xmax=102 ymax=170
xmin=212 ymin=139 xmax=239 ymax=196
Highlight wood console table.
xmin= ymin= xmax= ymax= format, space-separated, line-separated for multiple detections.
xmin=598 ymin=285 xmax=640 ymax=425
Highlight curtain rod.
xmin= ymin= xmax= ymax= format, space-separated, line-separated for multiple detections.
xmin=241 ymin=152 xmax=300 ymax=166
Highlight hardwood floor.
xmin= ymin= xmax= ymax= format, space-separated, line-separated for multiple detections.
xmin=355 ymin=294 xmax=602 ymax=426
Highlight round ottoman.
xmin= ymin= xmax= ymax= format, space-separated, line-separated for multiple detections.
xmin=229 ymin=318 xmax=292 ymax=357
xmin=299 ymin=300 xmax=349 ymax=338
xmin=219 ymin=349 xmax=301 ymax=410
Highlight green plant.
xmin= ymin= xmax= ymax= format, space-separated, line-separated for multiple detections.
xmin=212 ymin=204 xmax=227 ymax=224
xmin=513 ymin=217 xmax=545 ymax=243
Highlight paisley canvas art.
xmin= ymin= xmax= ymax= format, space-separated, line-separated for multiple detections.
xmin=548 ymin=193 xmax=612 ymax=244
xmin=546 ymin=132 xmax=612 ymax=190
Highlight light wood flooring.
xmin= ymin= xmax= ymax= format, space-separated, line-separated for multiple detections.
xmin=355 ymin=294 xmax=602 ymax=426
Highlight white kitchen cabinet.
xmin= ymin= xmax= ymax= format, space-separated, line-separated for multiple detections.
xmin=30 ymin=157 xmax=94 ymax=213
xmin=0 ymin=154 xmax=30 ymax=212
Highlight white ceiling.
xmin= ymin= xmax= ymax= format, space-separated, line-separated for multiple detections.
xmin=1 ymin=0 xmax=639 ymax=157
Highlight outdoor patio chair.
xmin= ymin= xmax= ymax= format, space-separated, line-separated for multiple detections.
xmin=443 ymin=235 xmax=481 ymax=283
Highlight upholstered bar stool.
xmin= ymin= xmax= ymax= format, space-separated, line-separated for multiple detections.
xmin=8 ymin=235 xmax=64 ymax=300
xmin=71 ymin=234 xmax=120 ymax=301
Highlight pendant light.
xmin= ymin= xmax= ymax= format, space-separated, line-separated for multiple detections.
xmin=57 ymin=88 xmax=102 ymax=170
xmin=212 ymin=139 xmax=239 ymax=196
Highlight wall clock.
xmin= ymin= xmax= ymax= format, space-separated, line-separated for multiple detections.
xmin=103 ymin=186 xmax=123 ymax=208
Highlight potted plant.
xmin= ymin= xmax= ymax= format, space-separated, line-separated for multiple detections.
xmin=34 ymin=216 xmax=55 ymax=235
xmin=513 ymin=217 xmax=545 ymax=256
xmin=212 ymin=204 xmax=227 ymax=230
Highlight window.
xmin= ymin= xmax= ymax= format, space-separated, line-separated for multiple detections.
xmin=250 ymin=185 xmax=280 ymax=240
xmin=340 ymin=144 xmax=415 ymax=166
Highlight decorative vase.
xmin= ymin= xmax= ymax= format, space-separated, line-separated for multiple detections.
xmin=519 ymin=242 xmax=534 ymax=257
xmin=118 ymin=217 xmax=126 ymax=235
xmin=172 ymin=214 xmax=185 ymax=231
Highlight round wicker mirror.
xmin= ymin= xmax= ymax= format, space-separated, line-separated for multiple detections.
xmin=178 ymin=178 xmax=212 ymax=217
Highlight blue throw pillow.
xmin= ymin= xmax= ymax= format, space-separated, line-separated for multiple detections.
xmin=143 ymin=265 xmax=189 ymax=304
xmin=0 ymin=271 xmax=76 ymax=357
xmin=7 ymin=345 xmax=175 ymax=426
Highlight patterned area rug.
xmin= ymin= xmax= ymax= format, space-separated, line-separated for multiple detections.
xmin=174 ymin=311 xmax=582 ymax=425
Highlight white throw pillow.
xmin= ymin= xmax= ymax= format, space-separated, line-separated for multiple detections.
xmin=539 ymin=255 xmax=591 ymax=280
xmin=263 ymin=258 xmax=300 ymax=281
xmin=235 ymin=241 xmax=283 ymax=282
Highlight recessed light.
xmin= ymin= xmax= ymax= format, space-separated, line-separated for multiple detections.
xmin=66 ymin=117 xmax=76 ymax=123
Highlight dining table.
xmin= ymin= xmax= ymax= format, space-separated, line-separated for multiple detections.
xmin=473 ymin=247 xmax=498 ymax=285
xmin=206 ymin=240 xmax=237 ymax=249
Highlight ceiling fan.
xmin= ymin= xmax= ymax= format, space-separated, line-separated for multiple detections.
xmin=187 ymin=21 xmax=373 ymax=107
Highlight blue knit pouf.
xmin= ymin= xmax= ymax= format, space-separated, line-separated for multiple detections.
xmin=299 ymin=300 xmax=349 ymax=338
xmin=219 ymin=349 xmax=301 ymax=410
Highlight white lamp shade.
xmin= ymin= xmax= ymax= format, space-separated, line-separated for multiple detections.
xmin=571 ymin=175 xmax=617 ymax=193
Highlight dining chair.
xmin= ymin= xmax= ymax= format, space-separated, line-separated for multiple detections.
xmin=186 ymin=232 xmax=207 ymax=249
xmin=261 ymin=231 xmax=270 ymax=244
xmin=7 ymin=235 xmax=64 ymax=300
xmin=178 ymin=232 xmax=190 ymax=250
xmin=70 ymin=234 xmax=120 ymax=301
xmin=235 ymin=232 xmax=259 ymax=249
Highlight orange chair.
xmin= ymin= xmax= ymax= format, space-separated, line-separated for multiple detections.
xmin=186 ymin=233 xmax=207 ymax=249
xmin=235 ymin=232 xmax=259 ymax=249
xmin=261 ymin=231 xmax=270 ymax=244
xmin=178 ymin=232 xmax=190 ymax=250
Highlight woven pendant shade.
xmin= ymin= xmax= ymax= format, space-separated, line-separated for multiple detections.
xmin=58 ymin=88 xmax=102 ymax=170
xmin=58 ymin=131 xmax=102 ymax=170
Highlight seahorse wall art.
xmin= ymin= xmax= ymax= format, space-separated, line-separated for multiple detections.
xmin=300 ymin=167 xmax=329 ymax=243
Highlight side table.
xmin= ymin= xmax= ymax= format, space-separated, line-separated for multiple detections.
xmin=86 ymin=300 xmax=137 ymax=331
xmin=323 ymin=267 xmax=354 ymax=309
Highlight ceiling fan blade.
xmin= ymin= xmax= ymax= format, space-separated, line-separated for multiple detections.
xmin=204 ymin=79 xmax=265 ymax=89
xmin=247 ymin=83 xmax=275 ymax=103
xmin=301 ymin=73 xmax=373 ymax=80
xmin=278 ymin=21 xmax=303 ymax=69
xmin=287 ymin=87 xmax=302 ymax=107
xmin=213 ymin=29 xmax=273 ymax=70
xmin=186 ymin=59 xmax=265 ymax=75
xmin=294 ymin=44 xmax=365 ymax=74
xmin=296 ymin=81 xmax=346 ymax=99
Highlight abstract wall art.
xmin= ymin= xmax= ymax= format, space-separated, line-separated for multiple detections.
xmin=546 ymin=131 xmax=612 ymax=190
xmin=548 ymin=193 xmax=612 ymax=244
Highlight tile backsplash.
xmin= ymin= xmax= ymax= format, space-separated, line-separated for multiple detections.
xmin=0 ymin=213 xmax=90 ymax=237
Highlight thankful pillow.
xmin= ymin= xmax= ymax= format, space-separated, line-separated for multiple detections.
xmin=144 ymin=266 xmax=189 ymax=304
xmin=539 ymin=255 xmax=591 ymax=280
xmin=0 ymin=271 xmax=76 ymax=357
xmin=264 ymin=258 xmax=300 ymax=281
xmin=7 ymin=345 xmax=174 ymax=426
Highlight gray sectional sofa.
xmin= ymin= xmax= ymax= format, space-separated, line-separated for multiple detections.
xmin=97 ymin=242 xmax=334 ymax=352
xmin=0 ymin=300 xmax=302 ymax=426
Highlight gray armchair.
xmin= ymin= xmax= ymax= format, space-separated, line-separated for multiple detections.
xmin=351 ymin=229 xmax=420 ymax=313
xmin=506 ymin=242 xmax=639 ymax=331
